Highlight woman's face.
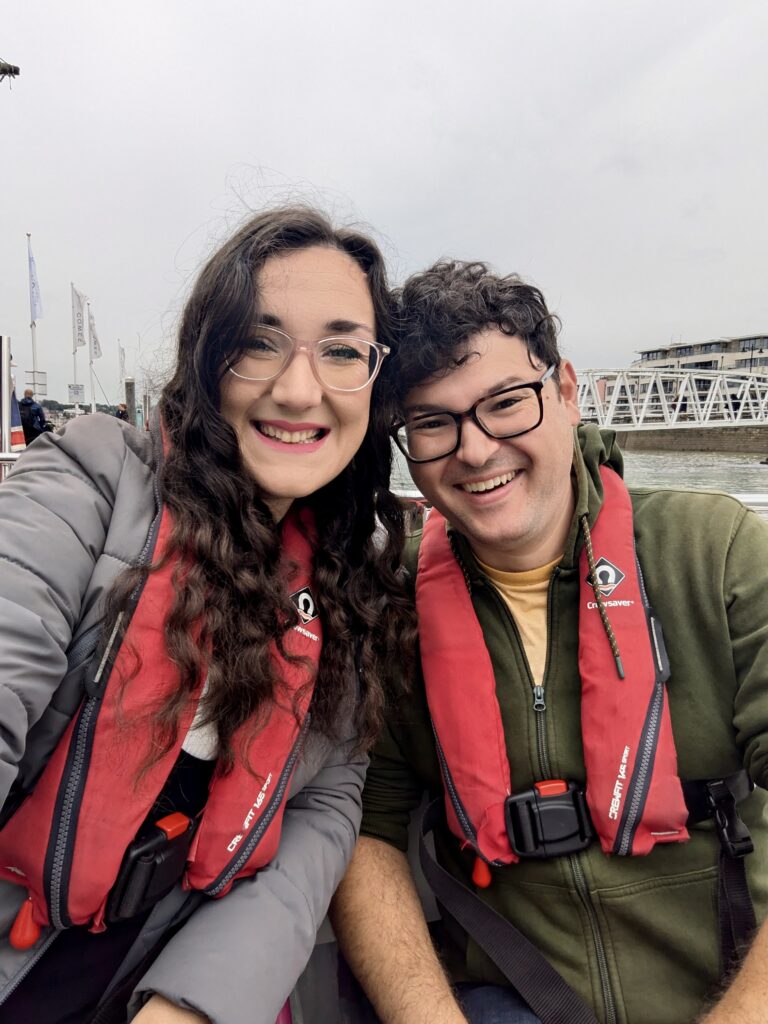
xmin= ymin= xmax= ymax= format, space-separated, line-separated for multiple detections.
xmin=219 ymin=245 xmax=377 ymax=520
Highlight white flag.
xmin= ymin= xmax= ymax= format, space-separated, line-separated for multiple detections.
xmin=118 ymin=342 xmax=126 ymax=381
xmin=28 ymin=236 xmax=43 ymax=322
xmin=71 ymin=284 xmax=87 ymax=351
xmin=88 ymin=305 xmax=102 ymax=361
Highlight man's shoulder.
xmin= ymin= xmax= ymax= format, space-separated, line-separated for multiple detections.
xmin=629 ymin=484 xmax=752 ymax=528
xmin=628 ymin=485 xmax=766 ymax=567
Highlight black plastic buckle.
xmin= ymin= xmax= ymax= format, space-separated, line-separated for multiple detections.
xmin=505 ymin=780 xmax=595 ymax=859
xmin=105 ymin=812 xmax=197 ymax=924
xmin=705 ymin=779 xmax=754 ymax=859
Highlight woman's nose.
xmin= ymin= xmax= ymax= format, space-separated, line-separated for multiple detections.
xmin=270 ymin=348 xmax=324 ymax=409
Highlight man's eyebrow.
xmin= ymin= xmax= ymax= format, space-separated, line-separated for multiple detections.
xmin=404 ymin=375 xmax=533 ymax=416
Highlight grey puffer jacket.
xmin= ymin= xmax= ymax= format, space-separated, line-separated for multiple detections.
xmin=0 ymin=414 xmax=366 ymax=1024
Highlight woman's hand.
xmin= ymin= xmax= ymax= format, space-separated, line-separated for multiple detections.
xmin=132 ymin=994 xmax=210 ymax=1023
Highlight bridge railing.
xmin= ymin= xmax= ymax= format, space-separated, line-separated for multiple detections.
xmin=576 ymin=368 xmax=768 ymax=430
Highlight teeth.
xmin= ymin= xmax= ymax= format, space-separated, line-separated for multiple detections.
xmin=259 ymin=423 xmax=323 ymax=444
xmin=461 ymin=471 xmax=516 ymax=494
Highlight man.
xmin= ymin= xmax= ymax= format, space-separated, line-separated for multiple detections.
xmin=18 ymin=388 xmax=48 ymax=444
xmin=331 ymin=261 xmax=768 ymax=1024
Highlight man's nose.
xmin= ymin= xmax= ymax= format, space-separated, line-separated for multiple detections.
xmin=270 ymin=348 xmax=324 ymax=409
xmin=455 ymin=417 xmax=502 ymax=467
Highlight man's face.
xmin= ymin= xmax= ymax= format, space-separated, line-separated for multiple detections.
xmin=405 ymin=331 xmax=580 ymax=571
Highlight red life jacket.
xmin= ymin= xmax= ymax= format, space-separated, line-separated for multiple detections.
xmin=416 ymin=465 xmax=689 ymax=866
xmin=0 ymin=503 xmax=321 ymax=934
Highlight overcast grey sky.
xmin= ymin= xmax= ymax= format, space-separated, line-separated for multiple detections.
xmin=3 ymin=0 xmax=767 ymax=403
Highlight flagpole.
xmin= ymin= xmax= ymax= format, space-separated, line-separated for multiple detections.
xmin=30 ymin=321 xmax=38 ymax=377
xmin=73 ymin=341 xmax=79 ymax=414
xmin=87 ymin=302 xmax=96 ymax=414
xmin=27 ymin=234 xmax=40 ymax=381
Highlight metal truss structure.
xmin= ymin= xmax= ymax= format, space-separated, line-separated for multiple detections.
xmin=576 ymin=369 xmax=768 ymax=430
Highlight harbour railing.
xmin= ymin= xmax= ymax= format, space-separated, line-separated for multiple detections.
xmin=577 ymin=368 xmax=768 ymax=430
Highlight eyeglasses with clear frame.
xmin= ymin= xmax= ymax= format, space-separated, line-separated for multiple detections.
xmin=392 ymin=365 xmax=556 ymax=463
xmin=226 ymin=324 xmax=391 ymax=393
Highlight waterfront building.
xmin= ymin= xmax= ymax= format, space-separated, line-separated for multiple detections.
xmin=633 ymin=333 xmax=768 ymax=373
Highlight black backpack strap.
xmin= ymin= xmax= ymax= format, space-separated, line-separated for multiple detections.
xmin=419 ymin=800 xmax=599 ymax=1024
xmin=682 ymin=771 xmax=757 ymax=970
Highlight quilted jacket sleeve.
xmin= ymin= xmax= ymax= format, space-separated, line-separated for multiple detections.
xmin=130 ymin=737 xmax=367 ymax=1024
xmin=0 ymin=417 xmax=153 ymax=806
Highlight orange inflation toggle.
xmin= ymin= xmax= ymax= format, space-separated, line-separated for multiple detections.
xmin=10 ymin=894 xmax=41 ymax=950
xmin=472 ymin=856 xmax=492 ymax=889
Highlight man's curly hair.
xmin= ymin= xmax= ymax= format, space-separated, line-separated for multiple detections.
xmin=388 ymin=260 xmax=562 ymax=408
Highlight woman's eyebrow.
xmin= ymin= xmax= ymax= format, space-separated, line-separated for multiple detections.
xmin=325 ymin=318 xmax=374 ymax=335
xmin=255 ymin=315 xmax=373 ymax=335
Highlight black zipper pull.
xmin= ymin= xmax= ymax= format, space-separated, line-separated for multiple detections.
xmin=533 ymin=685 xmax=546 ymax=712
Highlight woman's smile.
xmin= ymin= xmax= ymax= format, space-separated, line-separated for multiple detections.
xmin=253 ymin=419 xmax=330 ymax=451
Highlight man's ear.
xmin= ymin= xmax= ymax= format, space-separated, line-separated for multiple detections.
xmin=558 ymin=360 xmax=581 ymax=425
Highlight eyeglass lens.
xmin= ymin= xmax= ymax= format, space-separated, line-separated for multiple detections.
xmin=231 ymin=326 xmax=380 ymax=390
xmin=398 ymin=386 xmax=542 ymax=461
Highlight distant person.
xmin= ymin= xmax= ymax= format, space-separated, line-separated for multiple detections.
xmin=332 ymin=260 xmax=768 ymax=1024
xmin=115 ymin=402 xmax=129 ymax=421
xmin=0 ymin=207 xmax=413 ymax=1024
xmin=18 ymin=389 xmax=49 ymax=444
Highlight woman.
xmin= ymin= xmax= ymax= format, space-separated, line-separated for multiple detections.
xmin=0 ymin=207 xmax=414 ymax=1023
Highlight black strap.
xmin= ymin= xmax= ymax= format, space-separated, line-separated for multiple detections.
xmin=419 ymin=800 xmax=599 ymax=1024
xmin=683 ymin=771 xmax=757 ymax=970
xmin=718 ymin=848 xmax=757 ymax=970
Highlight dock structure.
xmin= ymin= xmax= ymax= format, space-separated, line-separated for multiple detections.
xmin=577 ymin=368 xmax=768 ymax=431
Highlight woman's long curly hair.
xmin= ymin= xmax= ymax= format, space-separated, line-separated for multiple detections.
xmin=107 ymin=206 xmax=416 ymax=769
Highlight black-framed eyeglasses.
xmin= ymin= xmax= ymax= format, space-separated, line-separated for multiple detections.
xmin=392 ymin=365 xmax=556 ymax=464
xmin=226 ymin=324 xmax=391 ymax=393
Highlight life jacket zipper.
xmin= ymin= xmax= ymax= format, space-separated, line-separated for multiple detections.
xmin=613 ymin=682 xmax=663 ymax=856
xmin=44 ymin=696 xmax=100 ymax=929
xmin=432 ymin=727 xmax=479 ymax=850
xmin=612 ymin=554 xmax=668 ymax=857
xmin=202 ymin=713 xmax=313 ymax=896
xmin=43 ymin=505 xmax=164 ymax=930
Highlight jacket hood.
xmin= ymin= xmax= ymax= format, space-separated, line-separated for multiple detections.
xmin=559 ymin=422 xmax=624 ymax=569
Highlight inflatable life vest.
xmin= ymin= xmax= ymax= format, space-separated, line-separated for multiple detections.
xmin=0 ymin=502 xmax=321 ymax=935
xmin=416 ymin=465 xmax=689 ymax=867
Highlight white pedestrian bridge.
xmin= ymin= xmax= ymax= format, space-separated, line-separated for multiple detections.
xmin=577 ymin=369 xmax=768 ymax=431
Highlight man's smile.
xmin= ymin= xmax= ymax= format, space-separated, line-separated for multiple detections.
xmin=458 ymin=470 xmax=519 ymax=494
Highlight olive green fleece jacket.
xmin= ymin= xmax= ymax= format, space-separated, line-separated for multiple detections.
xmin=361 ymin=424 xmax=768 ymax=1024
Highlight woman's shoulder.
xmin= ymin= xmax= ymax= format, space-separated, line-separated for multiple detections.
xmin=59 ymin=412 xmax=153 ymax=466
xmin=12 ymin=413 xmax=156 ymax=504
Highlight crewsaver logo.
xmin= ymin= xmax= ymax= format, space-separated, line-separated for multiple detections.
xmin=290 ymin=586 xmax=318 ymax=624
xmin=589 ymin=557 xmax=626 ymax=598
